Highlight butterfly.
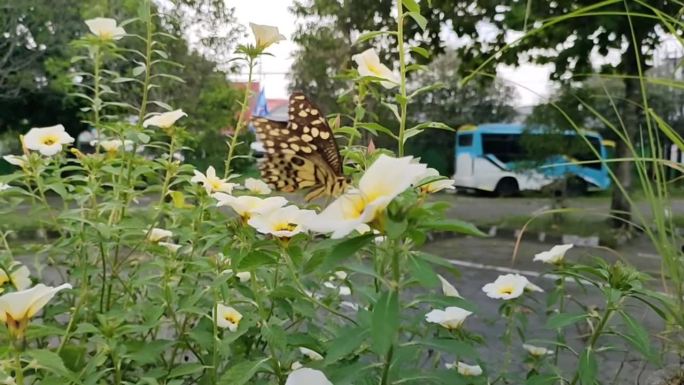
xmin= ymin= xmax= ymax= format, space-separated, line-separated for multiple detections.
xmin=251 ymin=92 xmax=347 ymax=201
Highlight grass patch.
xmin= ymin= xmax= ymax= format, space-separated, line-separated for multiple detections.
xmin=493 ymin=214 xmax=609 ymax=237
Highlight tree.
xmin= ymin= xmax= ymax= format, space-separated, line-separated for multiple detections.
xmin=409 ymin=50 xmax=516 ymax=174
xmin=290 ymin=0 xmax=683 ymax=227
xmin=0 ymin=0 xmax=243 ymax=172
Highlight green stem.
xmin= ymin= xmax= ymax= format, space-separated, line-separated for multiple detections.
xmin=212 ymin=296 xmax=219 ymax=384
xmin=280 ymin=246 xmax=357 ymax=325
xmin=98 ymin=241 xmax=108 ymax=313
xmin=569 ymin=302 xmax=617 ymax=385
xmin=501 ymin=306 xmax=516 ymax=381
xmin=93 ymin=45 xmax=102 ymax=154
xmin=396 ymin=3 xmax=408 ymax=156
xmin=554 ymin=277 xmax=566 ymax=366
xmin=224 ymin=56 xmax=256 ymax=178
xmin=379 ymin=345 xmax=394 ymax=385
xmin=14 ymin=347 xmax=23 ymax=385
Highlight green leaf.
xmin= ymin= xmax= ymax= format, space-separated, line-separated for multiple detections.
xmin=403 ymin=127 xmax=424 ymax=142
xmin=132 ymin=65 xmax=146 ymax=76
xmin=406 ymin=11 xmax=427 ymax=31
xmin=27 ymin=349 xmax=76 ymax=380
xmin=421 ymin=219 xmax=486 ymax=237
xmin=418 ymin=338 xmax=477 ymax=357
xmin=618 ymin=311 xmax=659 ymax=364
xmin=408 ymin=256 xmax=440 ymax=288
xmin=324 ymin=326 xmax=369 ymax=364
xmin=355 ymin=30 xmax=397 ymax=45
xmin=371 ymin=290 xmax=399 ymax=355
xmin=409 ymin=121 xmax=453 ymax=132
xmin=59 ymin=345 xmax=87 ymax=372
xmin=401 ymin=0 xmax=420 ymax=13
xmin=358 ymin=122 xmax=398 ymax=139
xmin=218 ymin=358 xmax=270 ymax=385
xmin=321 ymin=234 xmax=374 ymax=272
xmin=410 ymin=46 xmax=430 ymax=59
xmin=168 ymin=363 xmax=205 ymax=379
xmin=408 ymin=83 xmax=445 ymax=99
xmin=578 ymin=348 xmax=597 ymax=385
xmin=262 ymin=324 xmax=287 ymax=351
xmin=526 ymin=374 xmax=561 ymax=385
xmin=237 ymin=250 xmax=277 ymax=269
xmin=546 ymin=312 xmax=587 ymax=329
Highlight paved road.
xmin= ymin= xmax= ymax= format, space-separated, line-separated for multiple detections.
xmin=434 ymin=192 xmax=684 ymax=224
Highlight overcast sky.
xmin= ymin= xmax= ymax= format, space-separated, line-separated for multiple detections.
xmin=228 ymin=0 xmax=681 ymax=107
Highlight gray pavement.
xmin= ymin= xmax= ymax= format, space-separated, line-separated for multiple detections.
xmin=434 ymin=192 xmax=684 ymax=224
xmin=421 ymin=235 xmax=672 ymax=384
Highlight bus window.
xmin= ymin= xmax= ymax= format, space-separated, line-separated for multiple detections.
xmin=458 ymin=134 xmax=473 ymax=147
xmin=482 ymin=134 xmax=524 ymax=163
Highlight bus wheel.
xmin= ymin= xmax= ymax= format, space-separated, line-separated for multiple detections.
xmin=495 ymin=178 xmax=519 ymax=197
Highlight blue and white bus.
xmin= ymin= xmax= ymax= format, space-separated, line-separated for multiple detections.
xmin=453 ymin=123 xmax=612 ymax=196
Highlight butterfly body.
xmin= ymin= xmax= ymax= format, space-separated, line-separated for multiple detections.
xmin=251 ymin=92 xmax=347 ymax=201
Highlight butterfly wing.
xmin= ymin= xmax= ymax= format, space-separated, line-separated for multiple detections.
xmin=250 ymin=93 xmax=346 ymax=201
xmin=287 ymin=92 xmax=344 ymax=177
xmin=252 ymin=118 xmax=335 ymax=199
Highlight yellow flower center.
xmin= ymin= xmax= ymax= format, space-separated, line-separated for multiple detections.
xmin=273 ymin=222 xmax=297 ymax=232
xmin=367 ymin=63 xmax=383 ymax=77
xmin=340 ymin=195 xmax=367 ymax=219
xmin=41 ymin=135 xmax=59 ymax=146
xmin=224 ymin=314 xmax=240 ymax=324
xmin=497 ymin=285 xmax=515 ymax=295
xmin=209 ymin=179 xmax=223 ymax=191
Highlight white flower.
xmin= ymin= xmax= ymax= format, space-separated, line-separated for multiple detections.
xmin=437 ymin=274 xmax=461 ymax=298
xmin=3 ymin=155 xmax=27 ymax=167
xmin=338 ymin=285 xmax=351 ymax=296
xmin=249 ymin=23 xmax=286 ymax=49
xmin=91 ymin=139 xmax=134 ymax=153
xmin=446 ymin=362 xmax=483 ymax=377
xmin=191 ymin=166 xmax=238 ymax=194
xmin=23 ymin=125 xmax=75 ymax=156
xmin=309 ymin=155 xmax=427 ymax=238
xmin=325 ymin=281 xmax=351 ymax=296
xmin=158 ymin=242 xmax=182 ymax=253
xmin=147 ymin=228 xmax=173 ymax=243
xmin=290 ymin=361 xmax=303 ymax=370
xmin=416 ymin=168 xmax=455 ymax=193
xmin=142 ymin=109 xmax=187 ymax=129
xmin=244 ymin=178 xmax=272 ymax=195
xmin=0 ymin=183 xmax=11 ymax=192
xmin=285 ymin=368 xmax=333 ymax=385
xmin=299 ymin=347 xmax=324 ymax=361
xmin=482 ymin=274 xmax=542 ymax=300
xmin=0 ymin=264 xmax=31 ymax=291
xmin=236 ymin=272 xmax=251 ymax=283
xmin=523 ymin=343 xmax=553 ymax=357
xmin=533 ymin=244 xmax=573 ymax=264
xmin=0 ymin=283 xmax=71 ymax=337
xmin=214 ymin=304 xmax=243 ymax=332
xmin=85 ymin=17 xmax=126 ymax=40
xmin=214 ymin=194 xmax=288 ymax=220
xmin=352 ymin=48 xmax=400 ymax=88
xmin=248 ymin=206 xmax=316 ymax=238
xmin=425 ymin=306 xmax=472 ymax=329
xmin=333 ymin=271 xmax=348 ymax=280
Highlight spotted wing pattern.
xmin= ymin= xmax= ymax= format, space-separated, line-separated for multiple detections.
xmin=251 ymin=93 xmax=346 ymax=200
